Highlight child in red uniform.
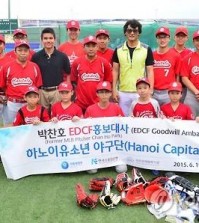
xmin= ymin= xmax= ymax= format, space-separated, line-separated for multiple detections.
xmin=13 ymin=86 xmax=49 ymax=126
xmin=129 ymin=78 xmax=161 ymax=118
xmin=71 ymin=36 xmax=112 ymax=113
xmin=161 ymin=82 xmax=194 ymax=120
xmin=130 ymin=78 xmax=161 ymax=176
xmin=85 ymin=81 xmax=126 ymax=173
xmin=51 ymin=82 xmax=83 ymax=122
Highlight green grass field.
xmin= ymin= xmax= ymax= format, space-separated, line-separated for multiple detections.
xmin=0 ymin=163 xmax=198 ymax=223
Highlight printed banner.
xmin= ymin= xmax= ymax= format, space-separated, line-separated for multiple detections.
xmin=0 ymin=117 xmax=199 ymax=180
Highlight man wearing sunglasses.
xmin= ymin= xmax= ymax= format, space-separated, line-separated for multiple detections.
xmin=112 ymin=19 xmax=154 ymax=116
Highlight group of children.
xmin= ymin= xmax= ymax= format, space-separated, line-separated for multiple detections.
xmin=10 ymin=78 xmax=199 ymax=175
xmin=4 ymin=75 xmax=198 ymax=129
xmin=12 ymin=77 xmax=199 ymax=127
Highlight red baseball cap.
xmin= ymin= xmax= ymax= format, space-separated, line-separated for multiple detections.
xmin=83 ymin=35 xmax=97 ymax=45
xmin=168 ymin=82 xmax=182 ymax=92
xmin=175 ymin=26 xmax=188 ymax=36
xmin=136 ymin=77 xmax=150 ymax=87
xmin=0 ymin=34 xmax=5 ymax=44
xmin=193 ymin=30 xmax=199 ymax=40
xmin=66 ymin=20 xmax=80 ymax=30
xmin=25 ymin=86 xmax=39 ymax=95
xmin=13 ymin=28 xmax=27 ymax=36
xmin=58 ymin=82 xmax=73 ymax=91
xmin=96 ymin=81 xmax=112 ymax=91
xmin=155 ymin=27 xmax=170 ymax=37
xmin=95 ymin=29 xmax=110 ymax=38
xmin=14 ymin=40 xmax=30 ymax=49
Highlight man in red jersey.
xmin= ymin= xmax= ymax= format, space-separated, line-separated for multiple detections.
xmin=5 ymin=28 xmax=35 ymax=60
xmin=95 ymin=29 xmax=114 ymax=65
xmin=58 ymin=20 xmax=84 ymax=66
xmin=161 ymin=82 xmax=194 ymax=120
xmin=51 ymin=81 xmax=83 ymax=122
xmin=173 ymin=26 xmax=192 ymax=102
xmin=181 ymin=30 xmax=199 ymax=117
xmin=13 ymin=86 xmax=49 ymax=126
xmin=85 ymin=81 xmax=126 ymax=173
xmin=0 ymin=40 xmax=42 ymax=126
xmin=153 ymin=27 xmax=181 ymax=106
xmin=71 ymin=35 xmax=112 ymax=113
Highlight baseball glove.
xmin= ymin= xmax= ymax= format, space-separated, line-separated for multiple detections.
xmin=89 ymin=177 xmax=115 ymax=191
xmin=76 ymin=183 xmax=98 ymax=209
xmin=121 ymin=183 xmax=146 ymax=205
xmin=132 ymin=167 xmax=148 ymax=186
xmin=144 ymin=184 xmax=170 ymax=204
xmin=100 ymin=181 xmax=121 ymax=209
xmin=115 ymin=172 xmax=132 ymax=192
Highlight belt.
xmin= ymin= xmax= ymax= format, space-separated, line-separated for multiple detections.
xmin=40 ymin=86 xmax=58 ymax=91
xmin=8 ymin=97 xmax=26 ymax=103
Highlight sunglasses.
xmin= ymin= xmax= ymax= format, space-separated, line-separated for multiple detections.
xmin=126 ymin=28 xmax=139 ymax=34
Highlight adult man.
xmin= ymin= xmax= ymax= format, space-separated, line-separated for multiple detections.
xmin=95 ymin=29 xmax=114 ymax=65
xmin=32 ymin=27 xmax=70 ymax=111
xmin=58 ymin=20 xmax=84 ymax=66
xmin=5 ymin=28 xmax=35 ymax=60
xmin=173 ymin=26 xmax=192 ymax=102
xmin=71 ymin=36 xmax=112 ymax=113
xmin=153 ymin=27 xmax=181 ymax=106
xmin=0 ymin=40 xmax=42 ymax=126
xmin=112 ymin=19 xmax=154 ymax=116
xmin=181 ymin=30 xmax=199 ymax=117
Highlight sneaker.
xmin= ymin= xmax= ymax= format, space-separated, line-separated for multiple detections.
xmin=87 ymin=169 xmax=98 ymax=174
xmin=152 ymin=170 xmax=160 ymax=176
xmin=115 ymin=164 xmax=127 ymax=173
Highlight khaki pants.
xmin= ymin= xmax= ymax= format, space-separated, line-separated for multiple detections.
xmin=39 ymin=89 xmax=61 ymax=112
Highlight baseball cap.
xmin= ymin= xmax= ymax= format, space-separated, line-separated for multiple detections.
xmin=13 ymin=28 xmax=27 ymax=36
xmin=175 ymin=26 xmax=188 ymax=36
xmin=168 ymin=82 xmax=182 ymax=92
xmin=155 ymin=27 xmax=170 ymax=37
xmin=193 ymin=30 xmax=199 ymax=40
xmin=25 ymin=86 xmax=39 ymax=95
xmin=96 ymin=81 xmax=112 ymax=91
xmin=136 ymin=77 xmax=150 ymax=87
xmin=58 ymin=82 xmax=73 ymax=91
xmin=66 ymin=20 xmax=80 ymax=30
xmin=14 ymin=40 xmax=30 ymax=49
xmin=83 ymin=36 xmax=97 ymax=45
xmin=0 ymin=34 xmax=5 ymax=44
xmin=95 ymin=29 xmax=110 ymax=38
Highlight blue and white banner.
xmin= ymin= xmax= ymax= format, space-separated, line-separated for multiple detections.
xmin=0 ymin=117 xmax=199 ymax=180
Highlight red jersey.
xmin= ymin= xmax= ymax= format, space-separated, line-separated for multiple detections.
xmin=129 ymin=98 xmax=160 ymax=118
xmin=0 ymin=60 xmax=42 ymax=99
xmin=84 ymin=102 xmax=124 ymax=118
xmin=97 ymin=48 xmax=114 ymax=65
xmin=58 ymin=42 xmax=85 ymax=65
xmin=172 ymin=47 xmax=192 ymax=60
xmin=51 ymin=102 xmax=83 ymax=120
xmin=0 ymin=55 xmax=14 ymax=95
xmin=153 ymin=48 xmax=181 ymax=90
xmin=161 ymin=103 xmax=194 ymax=120
xmin=71 ymin=55 xmax=113 ymax=111
xmin=180 ymin=52 xmax=199 ymax=89
xmin=5 ymin=49 xmax=35 ymax=61
xmin=13 ymin=105 xmax=50 ymax=126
